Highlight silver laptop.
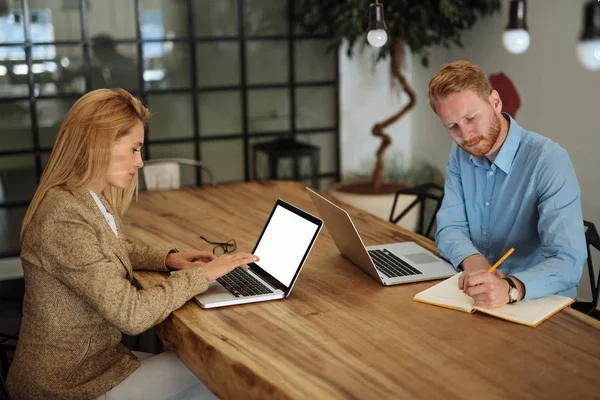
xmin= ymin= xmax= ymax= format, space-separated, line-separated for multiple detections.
xmin=306 ymin=187 xmax=455 ymax=285
xmin=195 ymin=199 xmax=323 ymax=308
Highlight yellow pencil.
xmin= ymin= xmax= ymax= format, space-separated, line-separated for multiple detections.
xmin=487 ymin=247 xmax=515 ymax=273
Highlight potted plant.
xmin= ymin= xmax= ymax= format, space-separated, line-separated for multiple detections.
xmin=297 ymin=0 xmax=500 ymax=226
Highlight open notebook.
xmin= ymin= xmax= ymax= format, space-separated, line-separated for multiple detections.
xmin=413 ymin=273 xmax=574 ymax=327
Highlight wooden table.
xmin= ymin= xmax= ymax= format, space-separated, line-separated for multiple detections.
xmin=124 ymin=181 xmax=600 ymax=400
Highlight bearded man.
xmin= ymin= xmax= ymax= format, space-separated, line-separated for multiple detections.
xmin=429 ymin=61 xmax=586 ymax=309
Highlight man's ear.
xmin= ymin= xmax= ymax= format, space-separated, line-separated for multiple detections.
xmin=489 ymin=89 xmax=503 ymax=113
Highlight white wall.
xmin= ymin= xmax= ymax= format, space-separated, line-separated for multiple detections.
xmin=408 ymin=0 xmax=600 ymax=302
xmin=339 ymin=41 xmax=413 ymax=179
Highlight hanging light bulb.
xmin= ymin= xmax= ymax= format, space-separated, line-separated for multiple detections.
xmin=367 ymin=0 xmax=388 ymax=48
xmin=577 ymin=0 xmax=600 ymax=71
xmin=502 ymin=0 xmax=530 ymax=54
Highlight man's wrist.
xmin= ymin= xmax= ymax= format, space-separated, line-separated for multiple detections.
xmin=506 ymin=276 xmax=526 ymax=301
xmin=460 ymin=254 xmax=489 ymax=272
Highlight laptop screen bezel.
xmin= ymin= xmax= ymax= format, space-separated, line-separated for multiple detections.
xmin=247 ymin=199 xmax=322 ymax=296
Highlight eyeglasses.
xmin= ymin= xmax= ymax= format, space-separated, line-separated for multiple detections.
xmin=199 ymin=235 xmax=237 ymax=256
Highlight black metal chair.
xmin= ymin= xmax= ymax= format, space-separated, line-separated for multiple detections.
xmin=572 ymin=220 xmax=600 ymax=319
xmin=0 ymin=370 xmax=11 ymax=400
xmin=0 ymin=266 xmax=23 ymax=391
xmin=389 ymin=183 xmax=444 ymax=240
xmin=0 ymin=333 xmax=17 ymax=382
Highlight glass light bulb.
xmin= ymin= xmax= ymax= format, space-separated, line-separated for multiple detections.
xmin=577 ymin=39 xmax=600 ymax=71
xmin=367 ymin=29 xmax=388 ymax=48
xmin=502 ymin=29 xmax=530 ymax=54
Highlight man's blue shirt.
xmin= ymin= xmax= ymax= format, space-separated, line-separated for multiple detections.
xmin=436 ymin=114 xmax=586 ymax=300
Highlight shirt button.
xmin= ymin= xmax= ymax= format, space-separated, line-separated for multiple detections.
xmin=485 ymin=202 xmax=490 ymax=206
xmin=489 ymin=171 xmax=494 ymax=176
xmin=482 ymin=231 xmax=487 ymax=236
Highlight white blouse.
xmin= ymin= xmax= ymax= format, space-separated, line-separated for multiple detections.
xmin=88 ymin=189 xmax=118 ymax=237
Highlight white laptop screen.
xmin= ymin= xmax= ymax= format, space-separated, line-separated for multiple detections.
xmin=252 ymin=203 xmax=321 ymax=288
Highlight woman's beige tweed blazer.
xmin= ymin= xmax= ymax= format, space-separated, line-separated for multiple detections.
xmin=7 ymin=188 xmax=209 ymax=400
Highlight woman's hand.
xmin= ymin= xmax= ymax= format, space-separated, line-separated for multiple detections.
xmin=202 ymin=253 xmax=259 ymax=281
xmin=166 ymin=251 xmax=217 ymax=271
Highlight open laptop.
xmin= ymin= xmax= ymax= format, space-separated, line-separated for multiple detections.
xmin=306 ymin=187 xmax=455 ymax=286
xmin=195 ymin=199 xmax=322 ymax=308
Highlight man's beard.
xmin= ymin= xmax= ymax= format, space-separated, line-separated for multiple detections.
xmin=460 ymin=114 xmax=501 ymax=157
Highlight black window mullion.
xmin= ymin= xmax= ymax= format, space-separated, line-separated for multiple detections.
xmin=288 ymin=0 xmax=296 ymax=142
xmin=238 ymin=0 xmax=250 ymax=181
xmin=187 ymin=0 xmax=202 ymax=186
xmin=334 ymin=44 xmax=341 ymax=182
xmin=80 ymin=0 xmax=92 ymax=92
xmin=21 ymin=0 xmax=42 ymax=182
xmin=134 ymin=0 xmax=150 ymax=160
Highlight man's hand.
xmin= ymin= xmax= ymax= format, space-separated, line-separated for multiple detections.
xmin=458 ymin=254 xmax=505 ymax=290
xmin=166 ymin=251 xmax=217 ymax=271
xmin=462 ymin=270 xmax=510 ymax=308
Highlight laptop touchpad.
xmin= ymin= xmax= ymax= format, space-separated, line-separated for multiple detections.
xmin=404 ymin=253 xmax=438 ymax=264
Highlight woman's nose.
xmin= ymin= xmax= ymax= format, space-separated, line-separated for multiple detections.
xmin=135 ymin=155 xmax=144 ymax=168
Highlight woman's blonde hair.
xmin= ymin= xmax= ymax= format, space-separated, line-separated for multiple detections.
xmin=21 ymin=88 xmax=149 ymax=240
xmin=428 ymin=60 xmax=493 ymax=113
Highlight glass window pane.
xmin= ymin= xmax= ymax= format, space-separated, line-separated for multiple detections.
xmin=0 ymin=46 xmax=29 ymax=98
xmin=0 ymin=102 xmax=33 ymax=151
xmin=141 ymin=0 xmax=188 ymax=39
xmin=0 ymin=207 xmax=27 ymax=256
xmin=41 ymin=152 xmax=50 ymax=170
xmin=147 ymin=94 xmax=194 ymax=140
xmin=296 ymin=87 xmax=336 ymax=130
xmin=193 ymin=0 xmax=238 ymax=37
xmin=299 ymin=132 xmax=337 ymax=174
xmin=199 ymin=140 xmax=244 ymax=183
xmin=29 ymin=0 xmax=82 ymax=42
xmin=0 ymin=155 xmax=37 ymax=203
xmin=148 ymin=143 xmax=196 ymax=186
xmin=0 ymin=10 xmax=25 ymax=44
xmin=293 ymin=1 xmax=327 ymax=36
xmin=37 ymin=98 xmax=77 ymax=149
xmin=33 ymin=45 xmax=85 ymax=96
xmin=144 ymin=42 xmax=190 ymax=90
xmin=91 ymin=42 xmax=139 ymax=91
xmin=295 ymin=40 xmax=335 ymax=82
xmin=198 ymin=91 xmax=241 ymax=137
xmin=246 ymin=40 xmax=288 ymax=85
xmin=196 ymin=42 xmax=239 ymax=87
xmin=245 ymin=0 xmax=288 ymax=36
xmin=88 ymin=0 xmax=136 ymax=40
xmin=248 ymin=89 xmax=290 ymax=134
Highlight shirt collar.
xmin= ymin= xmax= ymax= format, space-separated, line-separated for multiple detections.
xmin=469 ymin=113 xmax=523 ymax=174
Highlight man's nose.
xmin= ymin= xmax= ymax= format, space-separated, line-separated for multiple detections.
xmin=461 ymin=126 xmax=477 ymax=141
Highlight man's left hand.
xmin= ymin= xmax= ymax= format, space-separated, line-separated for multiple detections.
xmin=462 ymin=270 xmax=510 ymax=308
xmin=166 ymin=251 xmax=217 ymax=270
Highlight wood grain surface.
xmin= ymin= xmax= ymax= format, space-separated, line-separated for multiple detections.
xmin=124 ymin=181 xmax=600 ymax=400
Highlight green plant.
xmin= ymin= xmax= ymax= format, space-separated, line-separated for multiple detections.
xmin=298 ymin=0 xmax=500 ymax=192
xmin=353 ymin=154 xmax=445 ymax=187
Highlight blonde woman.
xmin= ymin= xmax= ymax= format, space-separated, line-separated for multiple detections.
xmin=6 ymin=89 xmax=257 ymax=400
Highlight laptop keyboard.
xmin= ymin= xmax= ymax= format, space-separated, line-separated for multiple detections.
xmin=368 ymin=249 xmax=423 ymax=278
xmin=217 ymin=267 xmax=274 ymax=297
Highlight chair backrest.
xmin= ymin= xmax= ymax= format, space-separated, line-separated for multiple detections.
xmin=389 ymin=183 xmax=444 ymax=240
xmin=584 ymin=220 xmax=600 ymax=309
xmin=0 ymin=371 xmax=12 ymax=400
xmin=141 ymin=158 xmax=216 ymax=191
